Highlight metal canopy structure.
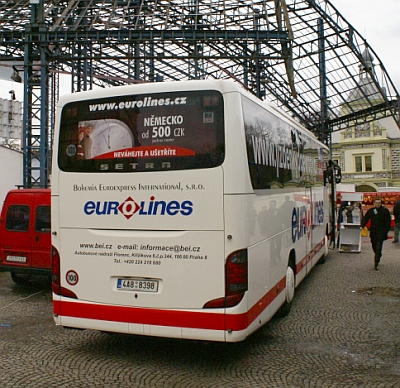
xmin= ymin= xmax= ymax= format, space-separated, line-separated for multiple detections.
xmin=0 ymin=0 xmax=399 ymax=187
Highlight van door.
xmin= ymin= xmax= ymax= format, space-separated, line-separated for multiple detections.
xmin=1 ymin=198 xmax=33 ymax=267
xmin=31 ymin=198 xmax=51 ymax=269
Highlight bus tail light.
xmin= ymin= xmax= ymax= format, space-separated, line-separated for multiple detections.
xmin=203 ymin=249 xmax=248 ymax=308
xmin=51 ymin=246 xmax=61 ymax=295
xmin=51 ymin=246 xmax=77 ymax=299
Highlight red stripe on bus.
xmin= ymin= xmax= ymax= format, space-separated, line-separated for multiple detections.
xmin=53 ymin=300 xmax=228 ymax=330
xmin=53 ymin=237 xmax=325 ymax=332
xmin=247 ymin=276 xmax=286 ymax=324
xmin=53 ymin=277 xmax=284 ymax=332
xmin=296 ymin=237 xmax=325 ymax=274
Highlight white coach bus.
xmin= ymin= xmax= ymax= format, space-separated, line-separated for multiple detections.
xmin=51 ymin=79 xmax=334 ymax=342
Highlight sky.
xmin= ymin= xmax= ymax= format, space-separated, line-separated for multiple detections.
xmin=0 ymin=0 xmax=399 ymax=101
xmin=331 ymin=0 xmax=400 ymax=90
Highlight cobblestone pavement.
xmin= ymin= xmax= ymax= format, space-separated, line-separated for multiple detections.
xmin=1 ymin=234 xmax=399 ymax=388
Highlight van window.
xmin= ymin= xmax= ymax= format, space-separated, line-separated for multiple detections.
xmin=35 ymin=206 xmax=51 ymax=233
xmin=5 ymin=205 xmax=30 ymax=232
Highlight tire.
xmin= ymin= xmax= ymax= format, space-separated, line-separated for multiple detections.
xmin=318 ymin=235 xmax=329 ymax=264
xmin=11 ymin=272 xmax=30 ymax=285
xmin=276 ymin=263 xmax=295 ymax=318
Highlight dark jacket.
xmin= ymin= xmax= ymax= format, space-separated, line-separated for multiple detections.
xmin=393 ymin=200 xmax=400 ymax=222
xmin=361 ymin=206 xmax=391 ymax=240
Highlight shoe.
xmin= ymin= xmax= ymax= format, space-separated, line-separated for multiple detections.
xmin=375 ymin=266 xmax=379 ymax=270
xmin=393 ymin=240 xmax=398 ymax=243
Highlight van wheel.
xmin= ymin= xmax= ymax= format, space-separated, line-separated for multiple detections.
xmin=276 ymin=263 xmax=295 ymax=318
xmin=11 ymin=272 xmax=30 ymax=285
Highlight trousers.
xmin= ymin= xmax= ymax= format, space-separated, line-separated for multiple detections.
xmin=370 ymin=237 xmax=384 ymax=265
xmin=394 ymin=221 xmax=400 ymax=242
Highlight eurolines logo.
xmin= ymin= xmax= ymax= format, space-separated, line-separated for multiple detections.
xmin=83 ymin=196 xmax=193 ymax=219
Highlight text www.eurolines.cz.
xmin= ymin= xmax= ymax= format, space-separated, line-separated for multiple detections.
xmin=88 ymin=96 xmax=187 ymax=112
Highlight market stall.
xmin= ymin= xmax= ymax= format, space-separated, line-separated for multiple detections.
xmin=338 ymin=193 xmax=363 ymax=253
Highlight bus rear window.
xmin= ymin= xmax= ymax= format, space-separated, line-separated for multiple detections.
xmin=58 ymin=90 xmax=224 ymax=173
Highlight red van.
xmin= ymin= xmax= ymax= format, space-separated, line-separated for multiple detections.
xmin=0 ymin=188 xmax=51 ymax=284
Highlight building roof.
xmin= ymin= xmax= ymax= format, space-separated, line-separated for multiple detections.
xmin=331 ymin=115 xmax=400 ymax=144
xmin=331 ymin=49 xmax=400 ymax=144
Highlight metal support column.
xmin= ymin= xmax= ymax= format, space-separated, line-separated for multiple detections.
xmin=22 ymin=0 xmax=49 ymax=188
xmin=318 ymin=18 xmax=329 ymax=149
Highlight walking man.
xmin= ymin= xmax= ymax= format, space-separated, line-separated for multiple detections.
xmin=361 ymin=198 xmax=391 ymax=270
xmin=392 ymin=198 xmax=400 ymax=243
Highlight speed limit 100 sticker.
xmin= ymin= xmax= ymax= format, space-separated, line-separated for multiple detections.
xmin=66 ymin=270 xmax=79 ymax=285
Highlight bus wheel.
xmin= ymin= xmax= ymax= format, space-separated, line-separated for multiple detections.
xmin=318 ymin=235 xmax=329 ymax=264
xmin=276 ymin=263 xmax=295 ymax=318
xmin=11 ymin=272 xmax=30 ymax=285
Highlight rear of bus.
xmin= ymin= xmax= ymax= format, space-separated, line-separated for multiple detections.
xmin=51 ymin=80 xmax=252 ymax=342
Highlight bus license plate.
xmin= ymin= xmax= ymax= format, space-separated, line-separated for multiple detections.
xmin=117 ymin=278 xmax=158 ymax=292
xmin=6 ymin=256 xmax=27 ymax=263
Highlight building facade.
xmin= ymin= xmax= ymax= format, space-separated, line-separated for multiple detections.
xmin=0 ymin=94 xmax=22 ymax=148
xmin=331 ymin=49 xmax=400 ymax=192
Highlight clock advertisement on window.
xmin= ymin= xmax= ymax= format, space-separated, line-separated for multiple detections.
xmin=58 ymin=90 xmax=225 ymax=173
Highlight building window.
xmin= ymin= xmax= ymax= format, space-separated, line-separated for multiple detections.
xmin=365 ymin=155 xmax=372 ymax=171
xmin=355 ymin=156 xmax=362 ymax=172
xmin=355 ymin=155 xmax=372 ymax=172
xmin=382 ymin=149 xmax=387 ymax=170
